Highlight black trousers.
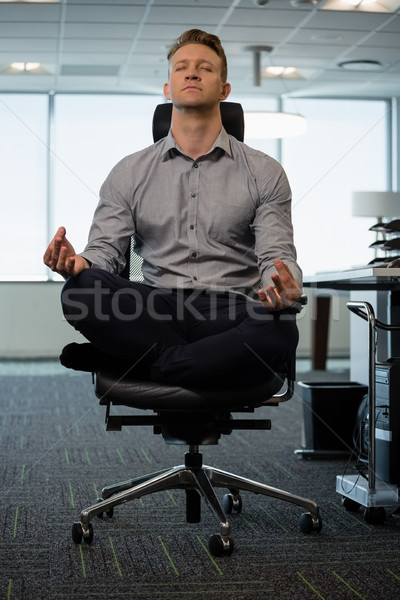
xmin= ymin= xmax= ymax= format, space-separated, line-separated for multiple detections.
xmin=61 ymin=269 xmax=299 ymax=389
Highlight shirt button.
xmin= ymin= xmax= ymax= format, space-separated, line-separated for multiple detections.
xmin=192 ymin=252 xmax=197 ymax=258
xmin=191 ymin=193 xmax=196 ymax=198
xmin=193 ymin=163 xmax=198 ymax=168
xmin=190 ymin=224 xmax=194 ymax=230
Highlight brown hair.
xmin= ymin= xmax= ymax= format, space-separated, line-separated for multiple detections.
xmin=167 ymin=29 xmax=228 ymax=82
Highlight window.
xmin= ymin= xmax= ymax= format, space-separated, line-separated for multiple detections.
xmin=0 ymin=93 xmax=391 ymax=280
xmin=0 ymin=94 xmax=48 ymax=280
xmin=282 ymin=98 xmax=388 ymax=275
xmin=52 ymin=94 xmax=163 ymax=266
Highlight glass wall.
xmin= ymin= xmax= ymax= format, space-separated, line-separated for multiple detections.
xmin=0 ymin=92 xmax=391 ymax=280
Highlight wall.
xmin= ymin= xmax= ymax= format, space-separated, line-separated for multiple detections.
xmin=0 ymin=283 xmax=350 ymax=360
xmin=0 ymin=282 xmax=82 ymax=358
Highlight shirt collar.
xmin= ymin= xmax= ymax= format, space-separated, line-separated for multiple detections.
xmin=160 ymin=126 xmax=233 ymax=159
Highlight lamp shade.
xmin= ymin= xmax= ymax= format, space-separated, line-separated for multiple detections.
xmin=352 ymin=191 xmax=400 ymax=219
xmin=244 ymin=112 xmax=307 ymax=139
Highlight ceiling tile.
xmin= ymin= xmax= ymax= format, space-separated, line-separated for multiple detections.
xmin=0 ymin=1 xmax=399 ymax=97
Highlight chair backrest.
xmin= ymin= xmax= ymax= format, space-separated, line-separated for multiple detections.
xmin=152 ymin=101 xmax=245 ymax=142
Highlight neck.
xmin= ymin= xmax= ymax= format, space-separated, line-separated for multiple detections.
xmin=170 ymin=105 xmax=222 ymax=159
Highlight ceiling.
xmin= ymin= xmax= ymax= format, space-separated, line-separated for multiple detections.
xmin=1 ymin=0 xmax=400 ymax=99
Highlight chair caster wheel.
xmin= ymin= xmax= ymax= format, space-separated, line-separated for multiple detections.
xmin=299 ymin=512 xmax=322 ymax=534
xmin=341 ymin=496 xmax=360 ymax=513
xmin=208 ymin=533 xmax=234 ymax=557
xmin=223 ymin=493 xmax=242 ymax=514
xmin=72 ymin=522 xmax=83 ymax=544
xmin=364 ymin=507 xmax=386 ymax=525
xmin=72 ymin=522 xmax=93 ymax=544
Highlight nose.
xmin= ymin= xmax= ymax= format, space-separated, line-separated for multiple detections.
xmin=185 ymin=72 xmax=199 ymax=80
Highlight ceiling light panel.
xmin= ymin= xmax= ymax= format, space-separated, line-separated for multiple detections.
xmin=321 ymin=0 xmax=400 ymax=12
xmin=2 ymin=61 xmax=50 ymax=75
xmin=263 ymin=66 xmax=302 ymax=79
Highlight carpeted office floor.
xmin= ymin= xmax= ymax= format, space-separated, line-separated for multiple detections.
xmin=1 ymin=361 xmax=400 ymax=600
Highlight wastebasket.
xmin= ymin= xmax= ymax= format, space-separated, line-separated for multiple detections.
xmin=295 ymin=381 xmax=368 ymax=459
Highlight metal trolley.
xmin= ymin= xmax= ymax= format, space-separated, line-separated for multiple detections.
xmin=336 ymin=300 xmax=400 ymax=524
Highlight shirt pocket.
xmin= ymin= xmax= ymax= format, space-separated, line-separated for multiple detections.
xmin=208 ymin=201 xmax=256 ymax=247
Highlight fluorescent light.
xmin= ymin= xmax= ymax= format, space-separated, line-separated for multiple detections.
xmin=7 ymin=62 xmax=42 ymax=73
xmin=345 ymin=0 xmax=376 ymax=5
xmin=25 ymin=62 xmax=41 ymax=71
xmin=10 ymin=62 xmax=25 ymax=72
xmin=322 ymin=0 xmax=400 ymax=11
xmin=244 ymin=112 xmax=307 ymax=139
xmin=2 ymin=62 xmax=50 ymax=75
xmin=264 ymin=66 xmax=298 ymax=77
xmin=10 ymin=62 xmax=41 ymax=72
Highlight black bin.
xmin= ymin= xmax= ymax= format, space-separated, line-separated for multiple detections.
xmin=295 ymin=381 xmax=368 ymax=459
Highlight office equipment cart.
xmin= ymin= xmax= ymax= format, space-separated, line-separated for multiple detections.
xmin=336 ymin=300 xmax=400 ymax=524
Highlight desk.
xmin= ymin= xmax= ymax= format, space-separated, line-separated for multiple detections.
xmin=304 ymin=267 xmax=400 ymax=380
xmin=304 ymin=267 xmax=400 ymax=291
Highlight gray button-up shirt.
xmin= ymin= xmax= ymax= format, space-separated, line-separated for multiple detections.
xmin=81 ymin=127 xmax=301 ymax=297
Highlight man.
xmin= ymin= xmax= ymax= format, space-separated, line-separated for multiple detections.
xmin=44 ymin=29 xmax=302 ymax=389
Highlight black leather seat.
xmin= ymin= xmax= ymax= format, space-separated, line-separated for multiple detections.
xmin=67 ymin=102 xmax=322 ymax=556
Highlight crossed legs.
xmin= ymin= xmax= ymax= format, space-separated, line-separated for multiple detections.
xmin=62 ymin=269 xmax=298 ymax=388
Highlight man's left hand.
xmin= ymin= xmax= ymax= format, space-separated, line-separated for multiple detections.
xmin=258 ymin=259 xmax=301 ymax=311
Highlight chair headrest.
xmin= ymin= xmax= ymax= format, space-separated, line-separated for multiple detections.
xmin=152 ymin=102 xmax=244 ymax=143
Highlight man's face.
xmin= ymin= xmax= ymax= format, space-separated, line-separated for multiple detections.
xmin=164 ymin=43 xmax=230 ymax=109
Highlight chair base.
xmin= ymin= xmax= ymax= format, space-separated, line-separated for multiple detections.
xmin=72 ymin=446 xmax=322 ymax=556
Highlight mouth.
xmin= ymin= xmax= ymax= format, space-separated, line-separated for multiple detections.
xmin=183 ymin=85 xmax=201 ymax=91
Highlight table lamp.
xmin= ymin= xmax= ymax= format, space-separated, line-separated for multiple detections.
xmin=352 ymin=191 xmax=400 ymax=224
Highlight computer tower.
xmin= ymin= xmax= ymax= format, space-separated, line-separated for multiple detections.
xmin=374 ymin=360 xmax=400 ymax=485
xmin=337 ymin=301 xmax=400 ymax=516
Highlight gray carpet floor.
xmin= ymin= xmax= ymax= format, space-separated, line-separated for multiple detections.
xmin=1 ymin=362 xmax=400 ymax=600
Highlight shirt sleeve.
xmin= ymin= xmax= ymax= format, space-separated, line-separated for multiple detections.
xmin=251 ymin=156 xmax=302 ymax=290
xmin=79 ymin=157 xmax=135 ymax=274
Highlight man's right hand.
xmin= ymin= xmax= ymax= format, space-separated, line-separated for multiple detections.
xmin=43 ymin=226 xmax=90 ymax=279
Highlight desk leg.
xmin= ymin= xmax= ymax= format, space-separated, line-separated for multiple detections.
xmin=312 ymin=295 xmax=331 ymax=370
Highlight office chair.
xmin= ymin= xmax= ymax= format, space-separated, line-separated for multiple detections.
xmin=65 ymin=102 xmax=322 ymax=556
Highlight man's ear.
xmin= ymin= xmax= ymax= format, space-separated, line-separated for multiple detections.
xmin=163 ymin=82 xmax=171 ymax=101
xmin=220 ymin=82 xmax=231 ymax=101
